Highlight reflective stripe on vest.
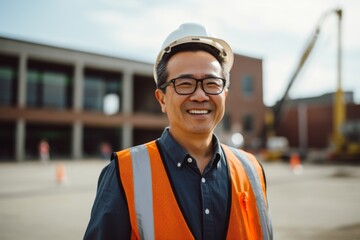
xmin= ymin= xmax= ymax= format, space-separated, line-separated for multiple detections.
xmin=130 ymin=144 xmax=154 ymax=240
xmin=227 ymin=146 xmax=273 ymax=240
xmin=119 ymin=141 xmax=272 ymax=240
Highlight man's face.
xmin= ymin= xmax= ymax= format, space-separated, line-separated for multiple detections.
xmin=155 ymin=50 xmax=228 ymax=138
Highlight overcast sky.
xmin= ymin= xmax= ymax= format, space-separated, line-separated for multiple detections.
xmin=0 ymin=0 xmax=359 ymax=106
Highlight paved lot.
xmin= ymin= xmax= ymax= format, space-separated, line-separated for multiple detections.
xmin=0 ymin=159 xmax=359 ymax=239
xmin=264 ymin=162 xmax=360 ymax=240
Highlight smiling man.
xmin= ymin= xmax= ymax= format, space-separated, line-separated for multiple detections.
xmin=84 ymin=23 xmax=273 ymax=240
xmin=156 ymin=50 xmax=227 ymax=173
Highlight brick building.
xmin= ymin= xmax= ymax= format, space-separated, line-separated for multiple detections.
xmin=276 ymin=92 xmax=360 ymax=149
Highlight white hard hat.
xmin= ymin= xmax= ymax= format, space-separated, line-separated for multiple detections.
xmin=153 ymin=23 xmax=234 ymax=84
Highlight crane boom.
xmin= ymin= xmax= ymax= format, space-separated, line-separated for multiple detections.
xmin=272 ymin=9 xmax=341 ymax=129
xmin=272 ymin=26 xmax=320 ymax=128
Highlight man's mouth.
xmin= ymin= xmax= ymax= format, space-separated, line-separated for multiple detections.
xmin=187 ymin=109 xmax=210 ymax=115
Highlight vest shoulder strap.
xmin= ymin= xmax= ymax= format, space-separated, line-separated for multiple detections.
xmin=222 ymin=145 xmax=273 ymax=240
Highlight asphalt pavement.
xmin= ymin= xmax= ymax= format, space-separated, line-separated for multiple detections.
xmin=0 ymin=159 xmax=359 ymax=240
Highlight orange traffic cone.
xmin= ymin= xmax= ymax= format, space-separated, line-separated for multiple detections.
xmin=290 ymin=153 xmax=303 ymax=175
xmin=55 ymin=163 xmax=68 ymax=184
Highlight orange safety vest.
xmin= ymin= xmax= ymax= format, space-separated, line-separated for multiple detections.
xmin=116 ymin=141 xmax=272 ymax=240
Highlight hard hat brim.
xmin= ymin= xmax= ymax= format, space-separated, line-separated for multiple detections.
xmin=153 ymin=36 xmax=233 ymax=84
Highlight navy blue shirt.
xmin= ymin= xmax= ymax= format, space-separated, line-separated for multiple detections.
xmin=84 ymin=129 xmax=230 ymax=240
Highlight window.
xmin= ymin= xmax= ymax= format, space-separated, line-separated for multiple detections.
xmin=0 ymin=121 xmax=15 ymax=160
xmin=0 ymin=55 xmax=18 ymax=106
xmin=43 ymin=72 xmax=69 ymax=108
xmin=133 ymin=74 xmax=160 ymax=114
xmin=133 ymin=128 xmax=163 ymax=146
xmin=83 ymin=127 xmax=121 ymax=158
xmin=83 ymin=76 xmax=104 ymax=111
xmin=26 ymin=60 xmax=73 ymax=109
xmin=25 ymin=124 xmax=72 ymax=159
xmin=242 ymin=75 xmax=254 ymax=96
xmin=84 ymin=69 xmax=122 ymax=113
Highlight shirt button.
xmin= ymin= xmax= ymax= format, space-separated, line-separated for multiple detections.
xmin=205 ymin=208 xmax=210 ymax=215
xmin=177 ymin=162 xmax=181 ymax=167
xmin=187 ymin=157 xmax=193 ymax=163
xmin=201 ymin=178 xmax=206 ymax=183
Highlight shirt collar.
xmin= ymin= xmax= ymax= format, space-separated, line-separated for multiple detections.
xmin=158 ymin=128 xmax=224 ymax=169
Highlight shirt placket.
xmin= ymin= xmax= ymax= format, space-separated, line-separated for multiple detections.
xmin=201 ymin=169 xmax=216 ymax=240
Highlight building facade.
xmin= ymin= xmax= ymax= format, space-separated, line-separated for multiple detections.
xmin=276 ymin=92 xmax=360 ymax=149
xmin=0 ymin=37 xmax=265 ymax=161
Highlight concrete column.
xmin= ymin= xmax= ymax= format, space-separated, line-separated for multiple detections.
xmin=122 ymin=70 xmax=133 ymax=114
xmin=72 ymin=62 xmax=84 ymax=160
xmin=15 ymin=119 xmax=25 ymax=162
xmin=73 ymin=61 xmax=84 ymax=111
xmin=122 ymin=124 xmax=133 ymax=149
xmin=72 ymin=121 xmax=83 ymax=160
xmin=122 ymin=70 xmax=133 ymax=149
xmin=18 ymin=53 xmax=27 ymax=108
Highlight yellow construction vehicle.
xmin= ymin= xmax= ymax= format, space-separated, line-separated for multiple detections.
xmin=262 ymin=8 xmax=360 ymax=161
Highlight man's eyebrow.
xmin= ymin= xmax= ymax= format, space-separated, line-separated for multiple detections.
xmin=175 ymin=74 xmax=193 ymax=78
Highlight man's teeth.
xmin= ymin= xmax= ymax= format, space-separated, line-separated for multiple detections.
xmin=188 ymin=110 xmax=209 ymax=114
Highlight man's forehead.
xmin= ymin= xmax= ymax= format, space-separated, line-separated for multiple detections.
xmin=167 ymin=51 xmax=222 ymax=78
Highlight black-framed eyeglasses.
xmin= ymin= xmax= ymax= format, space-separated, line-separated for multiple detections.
xmin=159 ymin=77 xmax=226 ymax=95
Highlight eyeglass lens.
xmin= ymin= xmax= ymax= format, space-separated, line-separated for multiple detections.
xmin=173 ymin=77 xmax=225 ymax=95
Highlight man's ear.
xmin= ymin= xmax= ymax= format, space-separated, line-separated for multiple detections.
xmin=224 ymin=88 xmax=229 ymax=98
xmin=155 ymin=89 xmax=166 ymax=113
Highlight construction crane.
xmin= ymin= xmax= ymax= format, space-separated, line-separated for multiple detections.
xmin=273 ymin=9 xmax=343 ymax=129
xmin=262 ymin=8 xmax=350 ymax=161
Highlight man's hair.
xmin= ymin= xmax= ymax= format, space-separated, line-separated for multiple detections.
xmin=156 ymin=43 xmax=229 ymax=91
